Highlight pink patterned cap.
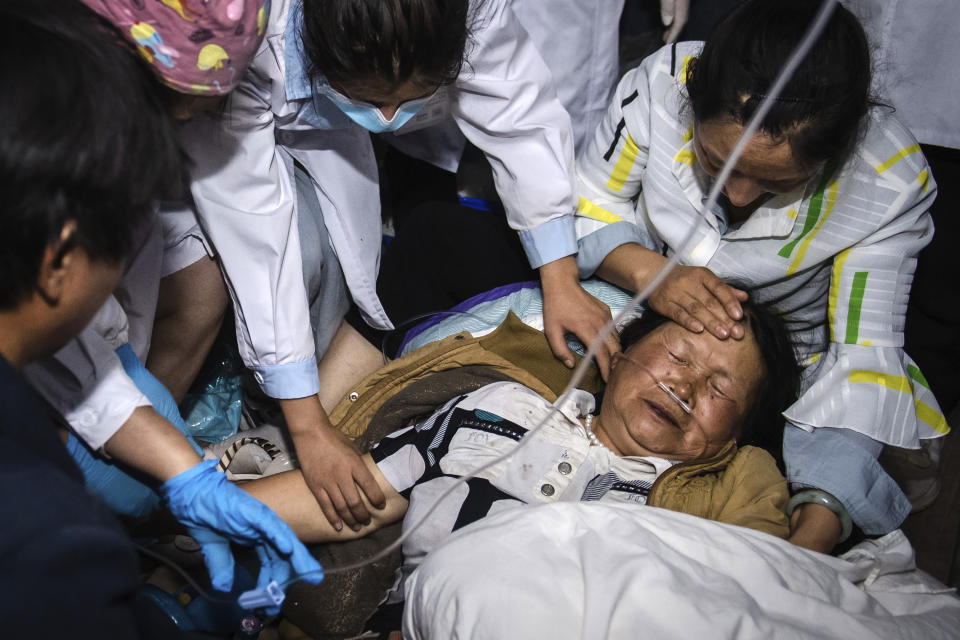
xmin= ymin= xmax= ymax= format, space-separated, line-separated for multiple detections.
xmin=82 ymin=0 xmax=270 ymax=95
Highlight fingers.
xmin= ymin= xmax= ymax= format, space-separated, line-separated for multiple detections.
xmin=253 ymin=546 xmax=287 ymax=616
xmin=333 ymin=481 xmax=371 ymax=531
xmin=545 ymin=323 xmax=576 ymax=370
xmin=199 ymin=537 xmax=236 ymax=592
xmin=245 ymin=504 xmax=296 ymax=556
xmin=653 ymin=267 xmax=747 ymax=340
xmin=702 ymin=277 xmax=747 ymax=339
xmin=255 ymin=544 xmax=290 ymax=590
xmin=313 ymin=487 xmax=345 ymax=532
xmin=688 ymin=291 xmax=738 ymax=339
xmin=312 ymin=475 xmax=368 ymax=531
xmin=354 ymin=462 xmax=387 ymax=510
xmin=703 ymin=277 xmax=746 ymax=318
xmin=661 ymin=303 xmax=705 ymax=334
xmin=587 ymin=328 xmax=621 ymax=381
xmin=288 ymin=543 xmax=325 ymax=586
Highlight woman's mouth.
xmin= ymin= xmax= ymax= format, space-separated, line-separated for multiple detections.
xmin=645 ymin=399 xmax=679 ymax=428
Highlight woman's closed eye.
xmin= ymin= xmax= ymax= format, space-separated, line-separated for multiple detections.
xmin=666 ymin=348 xmax=687 ymax=365
xmin=710 ymin=380 xmax=729 ymax=398
xmin=708 ymin=378 xmax=737 ymax=403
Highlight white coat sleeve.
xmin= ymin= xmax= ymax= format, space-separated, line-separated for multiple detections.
xmin=449 ymin=0 xmax=577 ymax=268
xmin=574 ymin=62 xmax=658 ymax=277
xmin=23 ymin=298 xmax=150 ymax=450
xmin=179 ymin=61 xmax=319 ymax=400
xmin=785 ymin=132 xmax=948 ymax=448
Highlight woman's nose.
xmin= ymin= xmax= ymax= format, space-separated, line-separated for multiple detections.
xmin=722 ymin=174 xmax=766 ymax=207
xmin=379 ymin=104 xmax=400 ymax=120
xmin=661 ymin=377 xmax=694 ymax=413
xmin=669 ymin=379 xmax=693 ymax=402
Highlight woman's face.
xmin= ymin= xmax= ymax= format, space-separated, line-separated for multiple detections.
xmin=595 ymin=320 xmax=766 ymax=461
xmin=693 ymin=119 xmax=815 ymax=208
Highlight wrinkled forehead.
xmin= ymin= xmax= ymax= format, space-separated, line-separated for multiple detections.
xmin=629 ymin=320 xmax=765 ymax=387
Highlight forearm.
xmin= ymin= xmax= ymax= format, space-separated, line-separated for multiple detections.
xmin=539 ymin=255 xmax=580 ymax=290
xmin=595 ymin=242 xmax=668 ymax=293
xmin=241 ymin=459 xmax=407 ymax=544
xmin=280 ymin=394 xmax=332 ymax=440
xmin=102 ymin=407 xmax=201 ymax=482
xmin=788 ymin=503 xmax=842 ymax=553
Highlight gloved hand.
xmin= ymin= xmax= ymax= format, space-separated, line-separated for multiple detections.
xmin=160 ymin=460 xmax=324 ymax=612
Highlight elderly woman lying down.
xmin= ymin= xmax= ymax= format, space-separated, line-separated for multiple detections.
xmin=245 ymin=298 xmax=801 ymax=621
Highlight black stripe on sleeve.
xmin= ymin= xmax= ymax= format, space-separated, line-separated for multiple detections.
xmin=670 ymin=42 xmax=677 ymax=76
xmin=603 ymin=90 xmax=640 ymax=162
xmin=603 ymin=118 xmax=627 ymax=162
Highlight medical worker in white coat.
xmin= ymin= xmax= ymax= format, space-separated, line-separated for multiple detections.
xmin=178 ymin=0 xmax=620 ymax=531
xmin=573 ymin=0 xmax=948 ymax=552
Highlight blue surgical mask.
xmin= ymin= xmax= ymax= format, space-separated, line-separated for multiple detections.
xmin=314 ymin=81 xmax=433 ymax=133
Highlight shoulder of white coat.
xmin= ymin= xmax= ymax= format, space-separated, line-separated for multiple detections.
xmin=616 ymin=42 xmax=701 ymax=137
xmin=619 ymin=41 xmax=703 ymax=99
xmin=267 ymin=0 xmax=293 ymax=41
xmin=853 ymin=108 xmax=933 ymax=192
xmin=466 ymin=0 xmax=508 ymax=34
xmin=242 ymin=0 xmax=293 ymax=105
xmin=251 ymin=0 xmax=296 ymax=70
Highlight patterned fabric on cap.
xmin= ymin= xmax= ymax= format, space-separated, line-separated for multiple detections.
xmin=82 ymin=0 xmax=270 ymax=95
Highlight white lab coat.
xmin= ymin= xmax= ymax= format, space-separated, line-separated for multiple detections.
xmin=575 ymin=43 xmax=947 ymax=449
xmin=843 ymin=0 xmax=960 ymax=149
xmin=509 ymin=0 xmax=624 ymax=153
xmin=179 ymin=0 xmax=577 ymax=399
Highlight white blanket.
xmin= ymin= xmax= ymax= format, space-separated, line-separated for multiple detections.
xmin=403 ymin=503 xmax=959 ymax=639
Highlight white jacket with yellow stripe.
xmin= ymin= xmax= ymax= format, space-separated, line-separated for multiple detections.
xmin=575 ymin=42 xmax=947 ymax=450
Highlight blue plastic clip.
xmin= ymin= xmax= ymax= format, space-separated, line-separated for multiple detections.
xmin=237 ymin=580 xmax=285 ymax=610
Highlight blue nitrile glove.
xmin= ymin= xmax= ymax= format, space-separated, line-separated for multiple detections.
xmin=159 ymin=460 xmax=324 ymax=611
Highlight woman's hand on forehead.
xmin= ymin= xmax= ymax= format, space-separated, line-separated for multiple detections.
xmin=649 ymin=265 xmax=747 ymax=340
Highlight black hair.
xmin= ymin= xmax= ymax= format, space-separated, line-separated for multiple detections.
xmin=686 ymin=0 xmax=873 ymax=172
xmin=619 ymin=295 xmax=801 ymax=469
xmin=300 ymin=0 xmax=470 ymax=91
xmin=0 ymin=0 xmax=184 ymax=310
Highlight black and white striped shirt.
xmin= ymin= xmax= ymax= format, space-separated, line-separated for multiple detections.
xmin=370 ymin=381 xmax=677 ymax=605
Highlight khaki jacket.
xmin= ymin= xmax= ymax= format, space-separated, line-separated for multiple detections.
xmin=331 ymin=313 xmax=789 ymax=538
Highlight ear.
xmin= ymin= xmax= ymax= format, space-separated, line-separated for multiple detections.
xmin=35 ymin=221 xmax=78 ymax=305
xmin=610 ymin=351 xmax=623 ymax=373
